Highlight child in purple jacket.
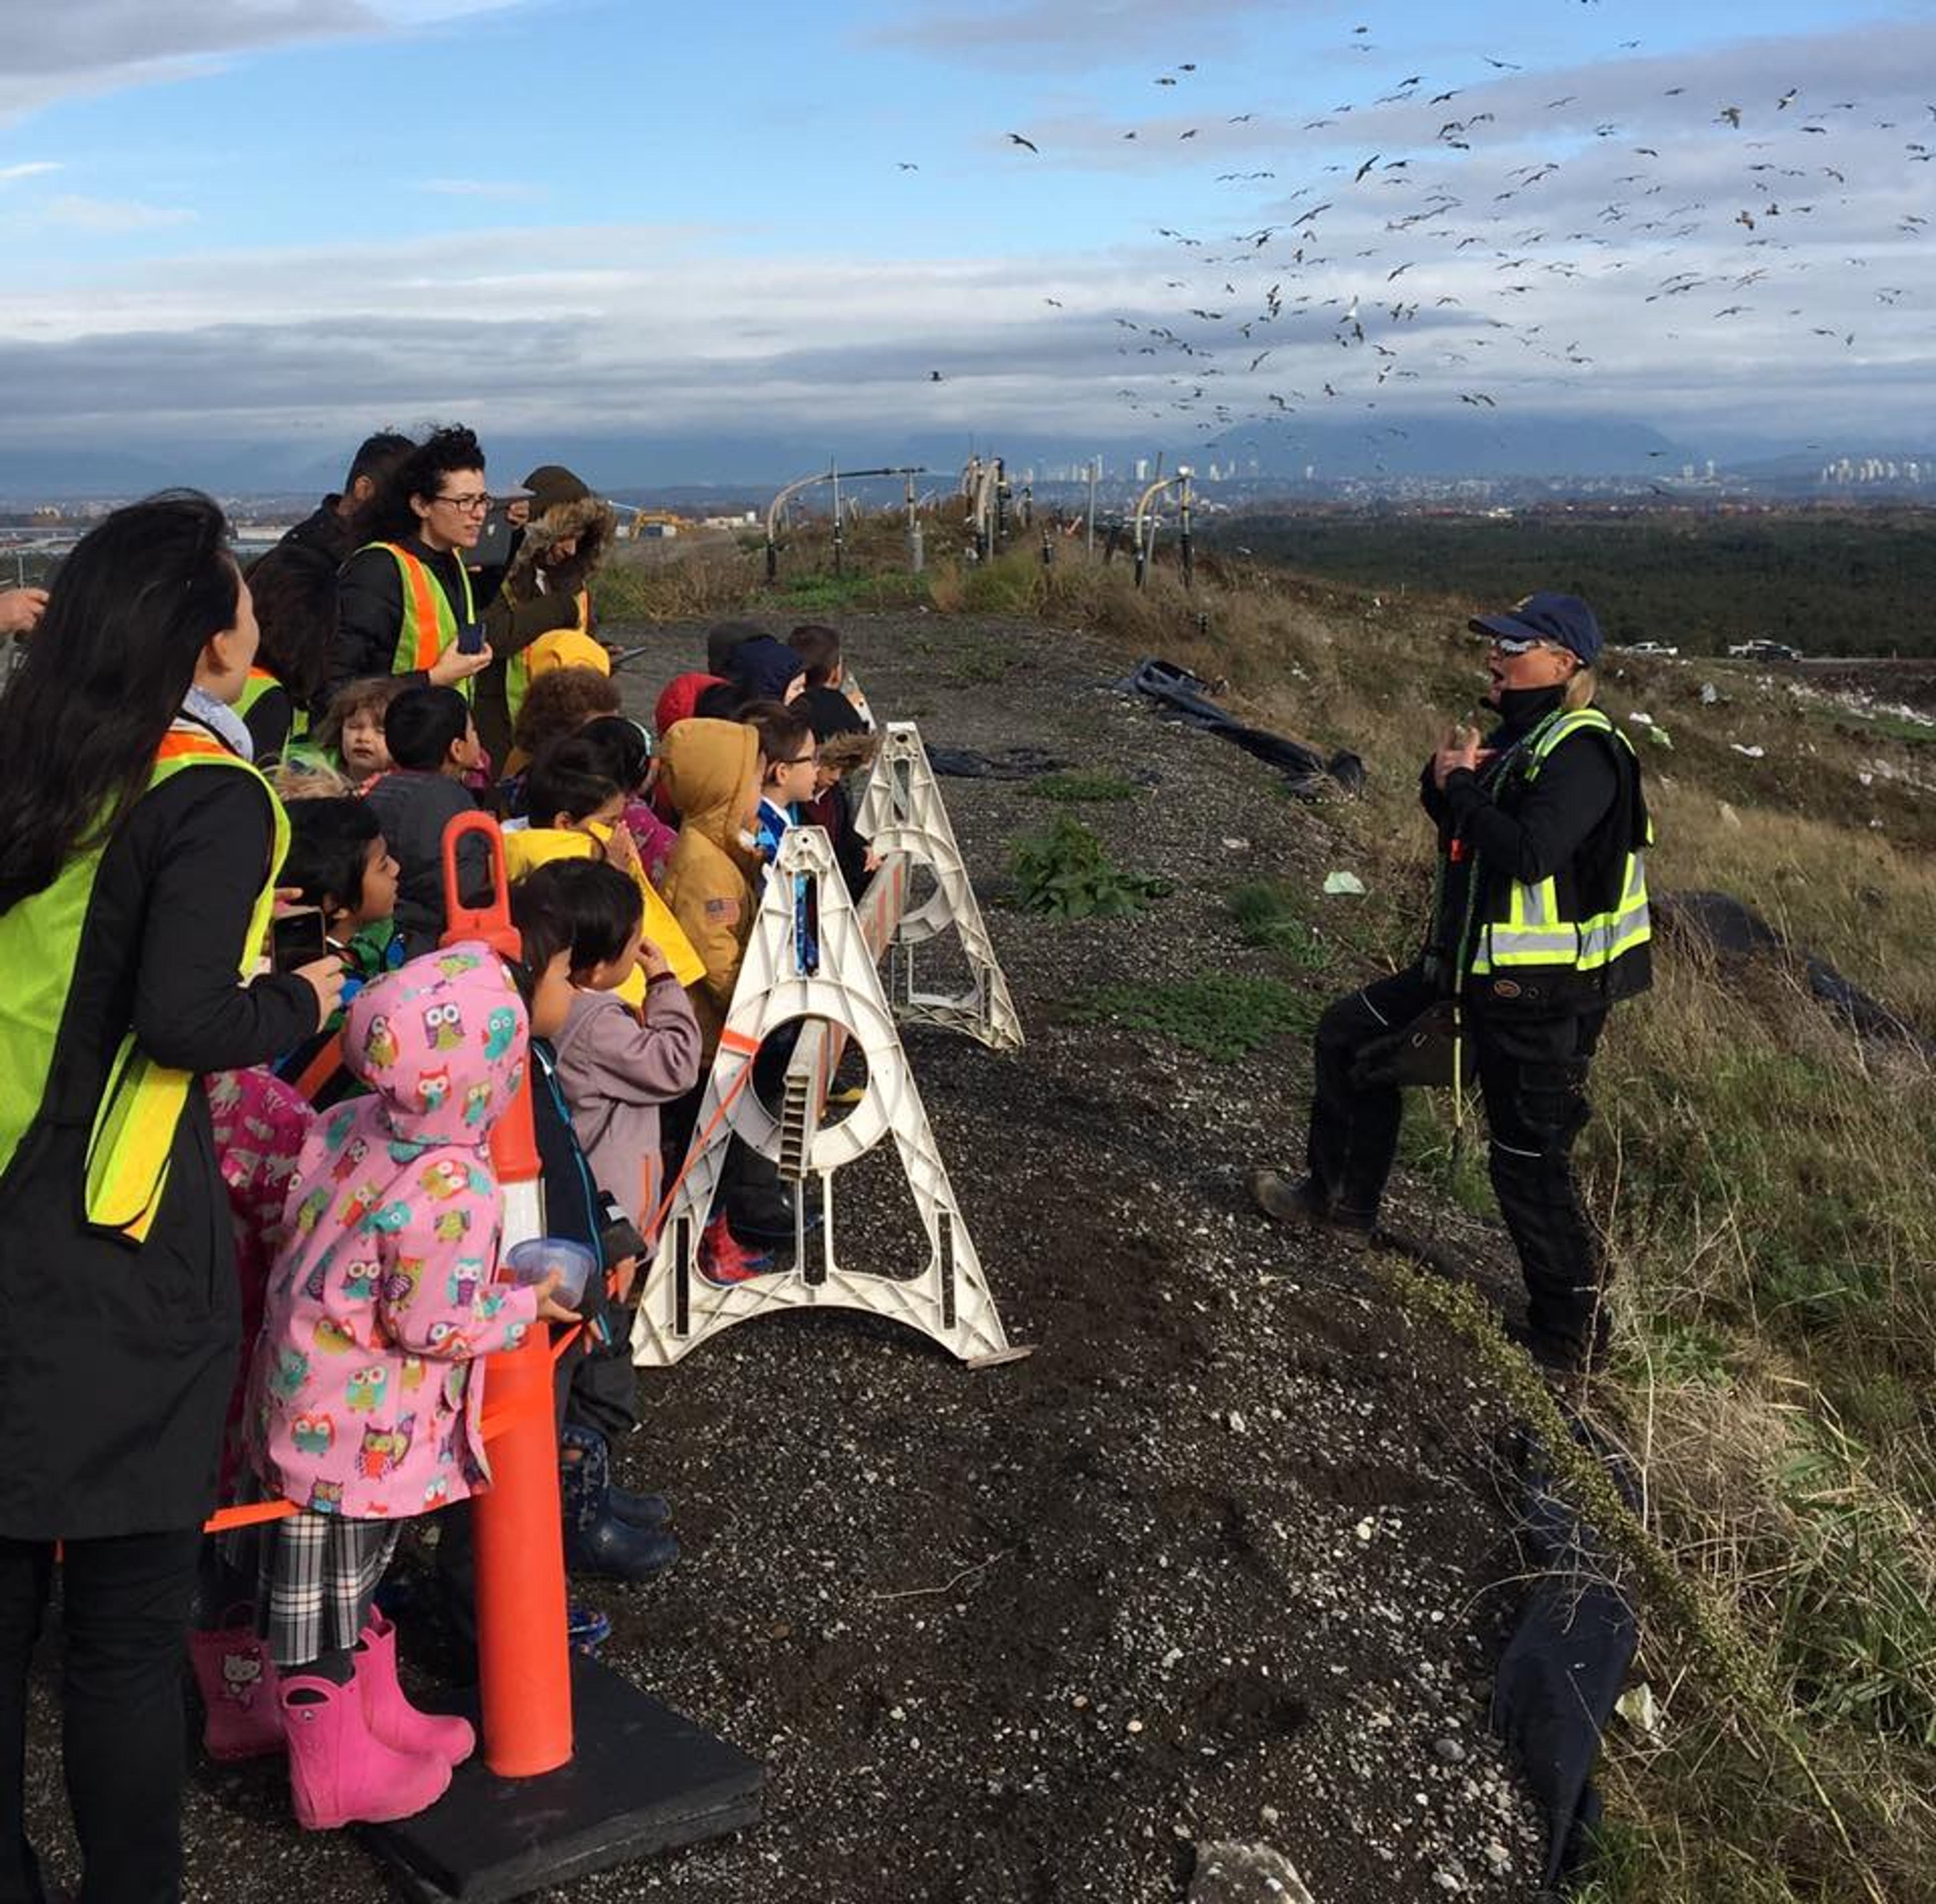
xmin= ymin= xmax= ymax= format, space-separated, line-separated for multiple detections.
xmin=245 ymin=945 xmax=575 ymax=1832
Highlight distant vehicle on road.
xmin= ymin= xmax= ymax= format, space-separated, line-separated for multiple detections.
xmin=1727 ymin=638 xmax=1804 ymax=662
xmin=1620 ymin=640 xmax=1680 ymax=657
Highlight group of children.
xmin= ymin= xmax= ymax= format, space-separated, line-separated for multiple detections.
xmin=199 ymin=620 xmax=881 ymax=1832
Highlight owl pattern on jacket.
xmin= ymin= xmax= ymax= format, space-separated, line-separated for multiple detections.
xmin=246 ymin=943 xmax=540 ymax=1519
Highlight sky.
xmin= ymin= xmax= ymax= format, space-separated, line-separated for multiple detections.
xmin=0 ymin=0 xmax=1929 ymax=484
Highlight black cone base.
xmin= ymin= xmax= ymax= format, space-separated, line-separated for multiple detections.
xmin=362 ymin=1654 xmax=763 ymax=1903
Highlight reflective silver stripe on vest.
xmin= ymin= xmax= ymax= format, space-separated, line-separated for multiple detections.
xmin=1465 ymin=710 xmax=1648 ymax=982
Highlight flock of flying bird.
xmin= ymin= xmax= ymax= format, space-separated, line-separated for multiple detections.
xmin=903 ymin=19 xmax=1930 ymax=467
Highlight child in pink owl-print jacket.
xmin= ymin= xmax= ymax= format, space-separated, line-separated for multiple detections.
xmin=247 ymin=944 xmax=544 ymax=1522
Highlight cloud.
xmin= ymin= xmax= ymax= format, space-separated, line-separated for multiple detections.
xmin=34 ymin=194 xmax=198 ymax=233
xmin=0 ymin=10 xmax=1929 ymax=466
xmin=415 ymin=178 xmax=544 ymax=201
xmin=0 ymin=161 xmax=63 ymax=184
xmin=0 ymin=0 xmax=519 ymax=123
xmin=867 ymin=0 xmax=1266 ymax=69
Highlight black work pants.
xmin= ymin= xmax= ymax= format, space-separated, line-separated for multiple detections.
xmin=0 ymin=1527 xmax=204 ymax=1904
xmin=1305 ymin=963 xmax=1610 ymax=1349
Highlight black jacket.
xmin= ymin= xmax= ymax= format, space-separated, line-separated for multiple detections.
xmin=1421 ymin=687 xmax=1645 ymax=1012
xmin=327 ymin=534 xmax=472 ymax=709
xmin=0 ymin=766 xmax=317 ymax=1537
xmin=272 ymin=496 xmax=356 ymax=569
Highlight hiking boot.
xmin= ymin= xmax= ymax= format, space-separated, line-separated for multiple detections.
xmin=1509 ymin=1309 xmax=1612 ymax=1379
xmin=699 ymin=1212 xmax=777 ymax=1285
xmin=1246 ymin=1169 xmax=1373 ymax=1247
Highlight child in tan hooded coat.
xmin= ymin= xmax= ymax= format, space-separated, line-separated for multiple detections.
xmin=653 ymin=717 xmax=789 ymax=1281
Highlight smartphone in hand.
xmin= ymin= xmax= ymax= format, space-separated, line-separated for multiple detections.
xmin=270 ymin=907 xmax=328 ymax=973
xmin=457 ymin=620 xmax=487 ymax=656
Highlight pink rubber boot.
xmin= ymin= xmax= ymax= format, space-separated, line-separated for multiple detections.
xmin=356 ymin=1610 xmax=475 ymax=1766
xmin=187 ymin=1617 xmax=284 ymax=1761
xmin=280 ymin=1674 xmax=452 ymax=1830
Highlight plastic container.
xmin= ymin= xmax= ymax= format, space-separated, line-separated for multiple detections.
xmin=504 ymin=1237 xmax=597 ymax=1308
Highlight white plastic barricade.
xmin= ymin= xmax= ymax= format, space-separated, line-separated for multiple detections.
xmin=853 ymin=722 xmax=1023 ymax=1053
xmin=632 ymin=825 xmax=1026 ymax=1370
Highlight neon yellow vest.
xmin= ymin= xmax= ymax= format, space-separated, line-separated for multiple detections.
xmin=1463 ymin=707 xmax=1652 ymax=984
xmin=0 ymin=732 xmax=288 ymax=1242
xmin=363 ymin=541 xmax=476 ymax=704
xmin=231 ymin=665 xmax=311 ymax=746
xmin=505 ymin=585 xmax=592 ymax=726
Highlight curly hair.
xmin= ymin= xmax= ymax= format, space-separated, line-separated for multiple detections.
xmin=510 ymin=665 xmax=623 ymax=762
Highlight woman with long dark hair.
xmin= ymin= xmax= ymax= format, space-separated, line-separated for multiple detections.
xmin=0 ymin=492 xmax=341 ymax=1902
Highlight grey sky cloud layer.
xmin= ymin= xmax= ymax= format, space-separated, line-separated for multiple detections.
xmin=0 ymin=4 xmax=1930 ymax=472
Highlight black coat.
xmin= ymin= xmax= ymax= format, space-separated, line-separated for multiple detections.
xmin=0 ymin=766 xmax=317 ymax=1538
xmin=326 ymin=535 xmax=471 ymax=709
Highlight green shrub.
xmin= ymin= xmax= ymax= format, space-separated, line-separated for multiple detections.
xmin=1226 ymin=879 xmax=1332 ymax=969
xmin=1008 ymin=815 xmax=1167 ymax=920
xmin=1074 ymin=973 xmax=1318 ymax=1061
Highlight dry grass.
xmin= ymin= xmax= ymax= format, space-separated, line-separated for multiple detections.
xmin=1022 ymin=543 xmax=1936 ymax=1902
xmin=594 ymin=511 xmax=1936 ymax=1895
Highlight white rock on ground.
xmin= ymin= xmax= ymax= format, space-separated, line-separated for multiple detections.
xmin=1189 ymin=1840 xmax=1317 ymax=1904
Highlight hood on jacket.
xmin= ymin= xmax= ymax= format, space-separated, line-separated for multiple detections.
xmin=658 ymin=718 xmax=760 ymax=852
xmin=654 ymin=671 xmax=724 ymax=738
xmin=724 ymin=635 xmax=806 ymax=705
xmin=503 ymin=474 xmax=616 ymax=599
xmin=705 ymin=620 xmax=769 ymax=677
xmin=343 ymin=941 xmax=527 ymax=1147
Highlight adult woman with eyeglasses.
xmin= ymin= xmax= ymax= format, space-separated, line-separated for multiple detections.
xmin=324 ymin=425 xmax=497 ymax=710
xmin=1249 ymin=593 xmax=1654 ymax=1375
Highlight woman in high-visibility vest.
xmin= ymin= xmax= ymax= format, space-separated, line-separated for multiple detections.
xmin=235 ymin=536 xmax=341 ymax=765
xmin=325 ymin=424 xmax=496 ymax=712
xmin=0 ymin=493 xmax=344 ymax=1902
xmin=1250 ymin=593 xmax=1652 ymax=1376
xmin=472 ymin=463 xmax=617 ymax=767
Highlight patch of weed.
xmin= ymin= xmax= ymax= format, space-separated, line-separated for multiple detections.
xmin=1396 ymin=1097 xmax=1493 ymax=1220
xmin=951 ymin=646 xmax=1018 ymax=686
xmin=1618 ymin=1319 xmax=1734 ymax=1388
xmin=1008 ymin=815 xmax=1167 ymax=919
xmin=1023 ymin=770 xmax=1145 ymax=804
xmin=1227 ymin=879 xmax=1332 ymax=969
xmin=1075 ymin=973 xmax=1318 ymax=1061
xmin=779 ymin=570 xmax=927 ymax=613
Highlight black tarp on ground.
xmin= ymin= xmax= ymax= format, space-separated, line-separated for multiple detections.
xmin=1114 ymin=657 xmax=1366 ymax=799
xmin=1660 ymin=889 xmax=1934 ymax=1058
xmin=1492 ymin=1427 xmax=1642 ymax=1891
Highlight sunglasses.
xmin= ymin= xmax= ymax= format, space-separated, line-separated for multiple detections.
xmin=1491 ymin=634 xmax=1555 ymax=657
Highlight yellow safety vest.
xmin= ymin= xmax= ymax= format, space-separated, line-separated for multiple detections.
xmin=1463 ymin=707 xmax=1653 ymax=990
xmin=0 ymin=731 xmax=288 ymax=1243
xmin=505 ymin=585 xmax=593 ymax=726
xmin=364 ymin=541 xmax=477 ymax=703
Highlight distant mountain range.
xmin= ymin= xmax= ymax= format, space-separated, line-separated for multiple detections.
xmin=1 ymin=417 xmax=1928 ymax=501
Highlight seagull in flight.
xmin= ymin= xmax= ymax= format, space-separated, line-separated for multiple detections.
xmin=1006 ymin=133 xmax=1039 ymax=153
